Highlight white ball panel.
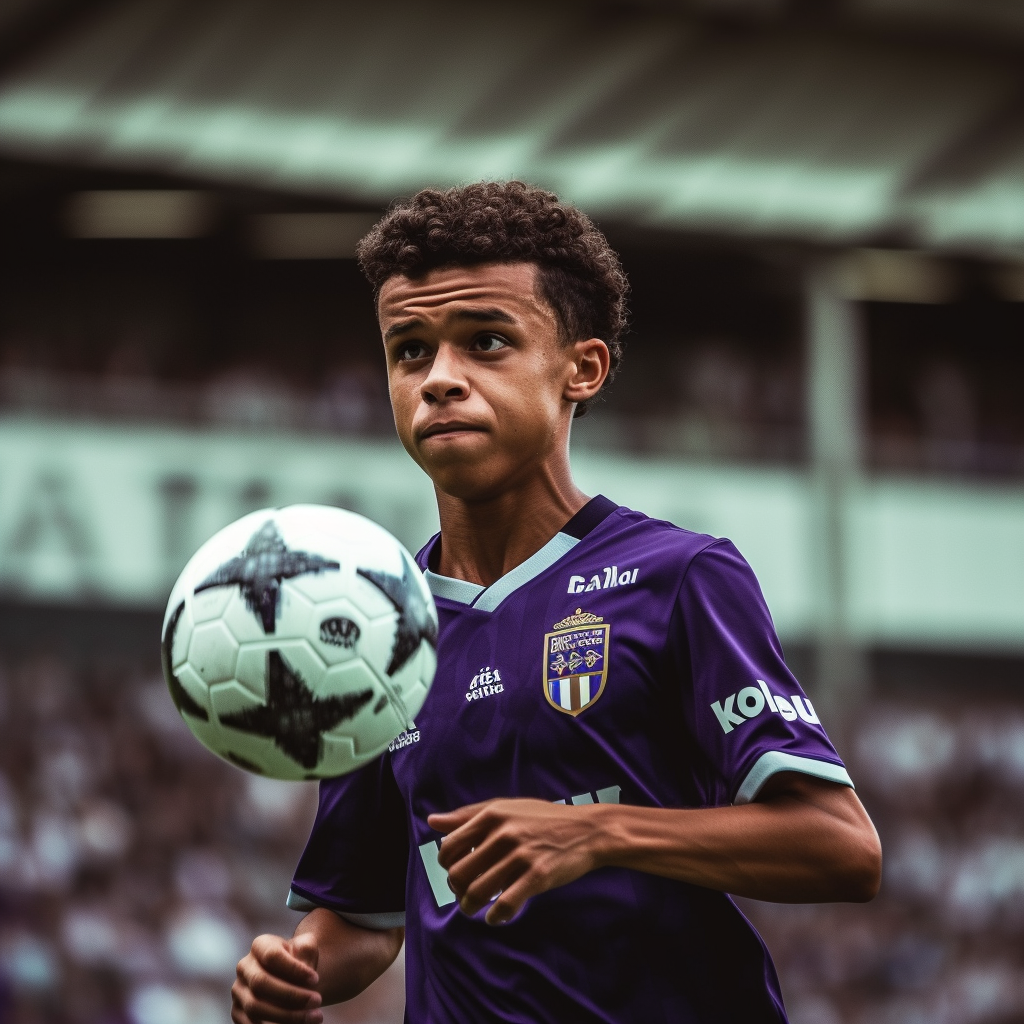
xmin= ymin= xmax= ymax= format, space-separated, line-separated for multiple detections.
xmin=275 ymin=585 xmax=318 ymax=640
xmin=209 ymin=679 xmax=263 ymax=719
xmin=276 ymin=506 xmax=406 ymax=568
xmin=319 ymin=660 xmax=379 ymax=705
xmin=179 ymin=714 xmax=230 ymax=760
xmin=345 ymin=698 xmax=404 ymax=756
xmin=191 ymin=586 xmax=234 ymax=624
xmin=288 ymin=569 xmax=350 ymax=605
xmin=188 ymin=621 xmax=239 ymax=684
xmin=350 ymin=574 xmax=399 ymax=619
xmin=220 ymin=593 xmax=270 ymax=645
xmin=318 ymin=733 xmax=358 ymax=777
xmin=174 ymin=663 xmax=211 ymax=715
xmin=219 ymin=733 xmax=307 ymax=782
xmin=233 ymin=644 xmax=270 ymax=699
xmin=360 ymin=614 xmax=400 ymax=677
xmin=170 ymin=601 xmax=194 ymax=672
xmin=271 ymin=641 xmax=326 ymax=694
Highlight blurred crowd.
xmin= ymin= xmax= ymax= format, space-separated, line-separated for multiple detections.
xmin=5 ymin=329 xmax=1024 ymax=474
xmin=870 ymin=355 xmax=1024 ymax=477
xmin=574 ymin=339 xmax=805 ymax=464
xmin=0 ymin=356 xmax=396 ymax=439
xmin=2 ymin=653 xmax=1023 ymax=1023
xmin=0 ymin=656 xmax=402 ymax=1024
xmin=745 ymin=699 xmax=1024 ymax=1024
xmin=0 ymin=330 xmax=805 ymax=461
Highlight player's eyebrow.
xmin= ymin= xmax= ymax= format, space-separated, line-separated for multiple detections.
xmin=384 ymin=317 xmax=425 ymax=342
xmin=384 ymin=308 xmax=517 ymax=342
xmin=453 ymin=307 xmax=517 ymax=327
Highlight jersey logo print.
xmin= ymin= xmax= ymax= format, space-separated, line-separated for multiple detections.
xmin=711 ymin=679 xmax=821 ymax=734
xmin=543 ymin=608 xmax=610 ymax=717
xmin=567 ymin=566 xmax=638 ymax=594
xmin=466 ymin=666 xmax=504 ymax=702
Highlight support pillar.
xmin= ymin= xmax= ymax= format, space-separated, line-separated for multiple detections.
xmin=805 ymin=259 xmax=868 ymax=724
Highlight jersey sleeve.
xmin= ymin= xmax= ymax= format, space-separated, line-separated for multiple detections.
xmin=288 ymin=753 xmax=408 ymax=930
xmin=671 ymin=538 xmax=853 ymax=805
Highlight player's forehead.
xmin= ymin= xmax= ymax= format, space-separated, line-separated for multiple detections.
xmin=377 ymin=262 xmax=549 ymax=331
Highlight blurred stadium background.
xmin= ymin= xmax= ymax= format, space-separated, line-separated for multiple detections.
xmin=2 ymin=0 xmax=1024 ymax=1022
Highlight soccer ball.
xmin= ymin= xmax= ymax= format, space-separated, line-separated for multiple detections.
xmin=160 ymin=505 xmax=437 ymax=780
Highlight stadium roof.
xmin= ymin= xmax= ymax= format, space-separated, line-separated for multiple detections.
xmin=1 ymin=0 xmax=1024 ymax=252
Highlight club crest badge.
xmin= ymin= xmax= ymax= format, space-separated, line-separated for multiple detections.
xmin=543 ymin=608 xmax=610 ymax=717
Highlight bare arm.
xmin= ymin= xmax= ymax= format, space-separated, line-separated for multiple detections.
xmin=232 ymin=909 xmax=403 ymax=1024
xmin=430 ymin=772 xmax=881 ymax=926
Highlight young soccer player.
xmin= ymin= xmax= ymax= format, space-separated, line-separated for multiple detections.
xmin=231 ymin=182 xmax=881 ymax=1024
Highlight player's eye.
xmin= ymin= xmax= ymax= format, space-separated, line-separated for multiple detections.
xmin=472 ymin=333 xmax=508 ymax=353
xmin=396 ymin=341 xmax=430 ymax=362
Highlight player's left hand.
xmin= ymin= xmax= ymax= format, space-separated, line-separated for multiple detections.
xmin=428 ymin=798 xmax=603 ymax=926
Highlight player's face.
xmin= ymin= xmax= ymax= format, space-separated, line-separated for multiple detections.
xmin=379 ymin=262 xmax=600 ymax=500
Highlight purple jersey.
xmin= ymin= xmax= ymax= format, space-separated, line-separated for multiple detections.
xmin=290 ymin=497 xmax=852 ymax=1023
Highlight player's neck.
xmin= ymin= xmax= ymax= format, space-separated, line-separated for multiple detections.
xmin=433 ymin=465 xmax=589 ymax=588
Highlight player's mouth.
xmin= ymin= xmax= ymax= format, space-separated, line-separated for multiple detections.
xmin=419 ymin=420 xmax=488 ymax=441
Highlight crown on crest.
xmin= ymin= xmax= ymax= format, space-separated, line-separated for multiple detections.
xmin=552 ymin=608 xmax=604 ymax=630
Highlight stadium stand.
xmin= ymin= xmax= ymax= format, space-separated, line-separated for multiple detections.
xmin=2 ymin=651 xmax=1023 ymax=1024
xmin=0 ymin=652 xmax=404 ymax=1024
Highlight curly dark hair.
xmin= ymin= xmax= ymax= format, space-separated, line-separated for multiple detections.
xmin=357 ymin=181 xmax=628 ymax=415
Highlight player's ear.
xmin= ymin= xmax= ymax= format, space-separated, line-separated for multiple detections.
xmin=564 ymin=337 xmax=610 ymax=406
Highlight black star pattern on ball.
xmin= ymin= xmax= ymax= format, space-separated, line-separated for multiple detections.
xmin=357 ymin=549 xmax=437 ymax=676
xmin=194 ymin=519 xmax=340 ymax=634
xmin=161 ymin=601 xmax=209 ymax=721
xmin=219 ymin=650 xmax=374 ymax=770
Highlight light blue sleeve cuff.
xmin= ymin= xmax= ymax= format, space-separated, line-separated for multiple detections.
xmin=339 ymin=911 xmax=406 ymax=930
xmin=734 ymin=751 xmax=854 ymax=805
xmin=286 ymin=889 xmax=405 ymax=930
xmin=286 ymin=889 xmax=319 ymax=912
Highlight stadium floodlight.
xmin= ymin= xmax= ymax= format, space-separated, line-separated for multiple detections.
xmin=249 ymin=212 xmax=380 ymax=260
xmin=834 ymin=248 xmax=957 ymax=304
xmin=65 ymin=190 xmax=215 ymax=239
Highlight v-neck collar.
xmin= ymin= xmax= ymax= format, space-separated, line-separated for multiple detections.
xmin=422 ymin=495 xmax=618 ymax=613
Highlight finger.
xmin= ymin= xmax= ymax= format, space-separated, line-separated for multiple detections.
xmin=428 ymin=801 xmax=491 ymax=834
xmin=232 ymin=980 xmax=323 ymax=1024
xmin=484 ymin=869 xmax=545 ymax=926
xmin=435 ymin=812 xmax=506 ymax=870
xmin=458 ymin=855 xmax=529 ymax=918
xmin=444 ymin=828 xmax=516 ymax=894
xmin=234 ymin=999 xmax=323 ymax=1024
xmin=237 ymin=961 xmax=321 ymax=1011
xmin=230 ymin=995 xmax=254 ymax=1024
xmin=253 ymin=936 xmax=320 ymax=987
xmin=288 ymin=932 xmax=320 ymax=972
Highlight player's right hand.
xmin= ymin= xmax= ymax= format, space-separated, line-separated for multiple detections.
xmin=231 ymin=932 xmax=324 ymax=1024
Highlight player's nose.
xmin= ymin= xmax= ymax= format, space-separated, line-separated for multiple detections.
xmin=421 ymin=345 xmax=469 ymax=404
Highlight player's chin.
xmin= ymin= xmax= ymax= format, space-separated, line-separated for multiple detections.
xmin=417 ymin=439 xmax=504 ymax=489
xmin=429 ymin=459 xmax=517 ymax=502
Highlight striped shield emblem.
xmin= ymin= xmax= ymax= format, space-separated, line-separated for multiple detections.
xmin=543 ymin=608 xmax=610 ymax=717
